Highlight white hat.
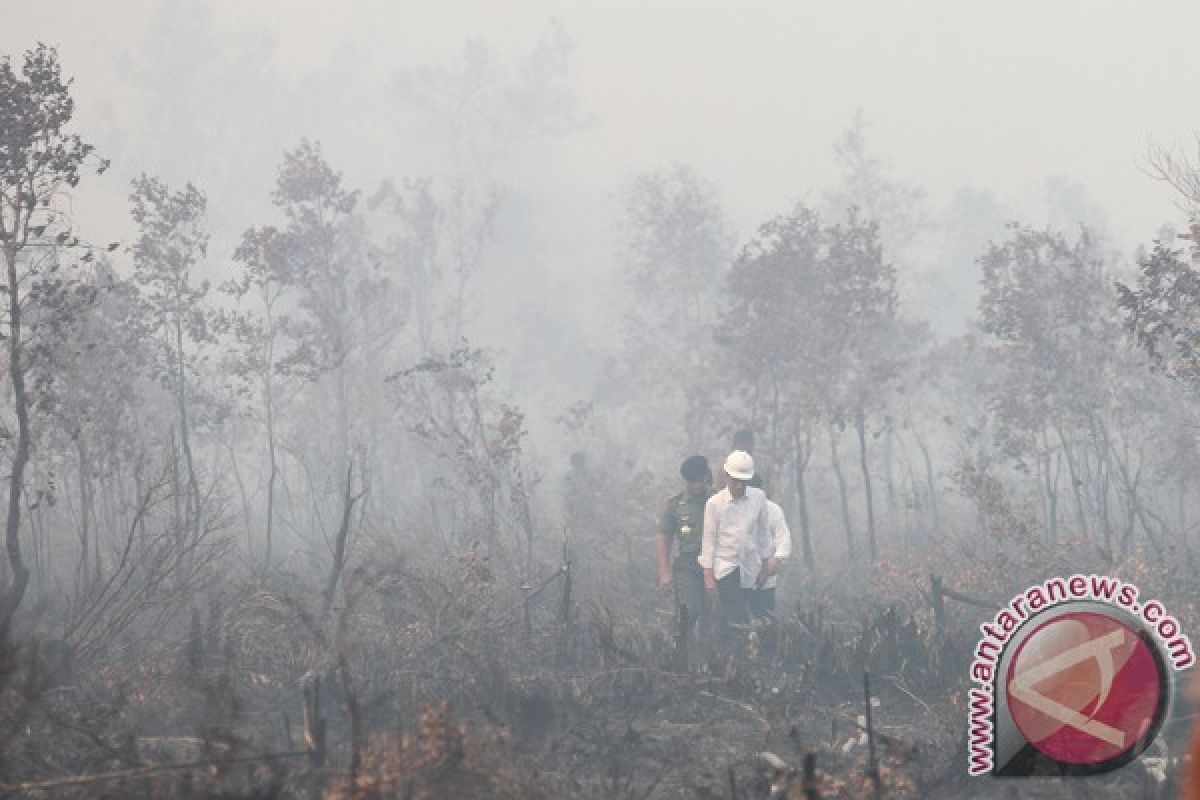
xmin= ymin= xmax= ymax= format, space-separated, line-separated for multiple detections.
xmin=723 ymin=450 xmax=754 ymax=481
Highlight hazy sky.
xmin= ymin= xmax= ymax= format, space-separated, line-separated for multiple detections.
xmin=5 ymin=1 xmax=1200 ymax=331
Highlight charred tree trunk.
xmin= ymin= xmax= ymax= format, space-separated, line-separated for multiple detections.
xmin=1089 ymin=416 xmax=1114 ymax=556
xmin=324 ymin=462 xmax=364 ymax=613
xmin=1108 ymin=434 xmax=1160 ymax=556
xmin=170 ymin=425 xmax=183 ymax=554
xmin=912 ymin=427 xmax=939 ymax=535
xmin=335 ymin=606 xmax=363 ymax=780
xmin=1039 ymin=426 xmax=1060 ymax=545
xmin=855 ymin=409 xmax=878 ymax=560
xmin=829 ymin=421 xmax=856 ymax=559
xmin=29 ymin=503 xmax=44 ymax=606
xmin=468 ymin=387 xmax=497 ymax=547
xmin=1055 ymin=423 xmax=1089 ymax=541
xmin=173 ymin=319 xmax=202 ymax=554
xmin=263 ymin=310 xmax=279 ymax=574
xmin=1120 ymin=487 xmax=1137 ymax=557
xmin=0 ymin=243 xmax=31 ymax=640
xmin=75 ymin=439 xmax=94 ymax=590
xmin=792 ymin=424 xmax=814 ymax=568
xmin=303 ymin=677 xmax=327 ymax=767
xmin=227 ymin=440 xmax=254 ymax=557
xmin=883 ymin=418 xmax=897 ymax=516
xmin=264 ymin=393 xmax=279 ymax=573
xmin=557 ymin=537 xmax=573 ymax=667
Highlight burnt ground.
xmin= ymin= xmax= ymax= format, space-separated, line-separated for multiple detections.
xmin=1 ymin=537 xmax=1196 ymax=799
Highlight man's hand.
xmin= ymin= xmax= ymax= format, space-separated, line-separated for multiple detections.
xmin=655 ymin=533 xmax=672 ymax=594
xmin=756 ymin=557 xmax=779 ymax=589
xmin=657 ymin=568 xmax=672 ymax=592
xmin=703 ymin=567 xmax=716 ymax=592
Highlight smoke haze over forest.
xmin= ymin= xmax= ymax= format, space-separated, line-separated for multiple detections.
xmin=6 ymin=1 xmax=1199 ymax=339
xmin=5 ymin=3 xmax=1200 ymax=798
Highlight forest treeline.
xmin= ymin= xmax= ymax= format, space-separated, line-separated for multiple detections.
xmin=3 ymin=41 xmax=1200 ymax=798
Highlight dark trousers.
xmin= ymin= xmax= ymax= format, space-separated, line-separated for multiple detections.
xmin=716 ymin=568 xmax=748 ymax=628
xmin=672 ymin=555 xmax=707 ymax=635
xmin=746 ymin=586 xmax=777 ymax=660
xmin=746 ymin=587 xmax=776 ymax=619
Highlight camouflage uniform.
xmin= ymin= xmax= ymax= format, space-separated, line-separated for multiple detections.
xmin=661 ymin=487 xmax=714 ymax=631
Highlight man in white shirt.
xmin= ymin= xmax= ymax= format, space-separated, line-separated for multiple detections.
xmin=699 ymin=450 xmax=771 ymax=629
xmin=748 ymin=499 xmax=792 ymax=619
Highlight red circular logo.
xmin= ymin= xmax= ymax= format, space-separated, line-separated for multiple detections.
xmin=1005 ymin=611 xmax=1164 ymax=766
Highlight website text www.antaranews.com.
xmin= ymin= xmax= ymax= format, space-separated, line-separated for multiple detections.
xmin=966 ymin=574 xmax=1195 ymax=776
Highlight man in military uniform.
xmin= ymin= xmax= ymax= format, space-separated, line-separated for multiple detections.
xmin=657 ymin=455 xmax=714 ymax=649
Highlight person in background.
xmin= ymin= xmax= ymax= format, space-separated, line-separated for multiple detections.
xmin=657 ymin=455 xmax=715 ymax=647
xmin=699 ymin=450 xmax=770 ymax=632
xmin=729 ymin=431 xmax=789 ymax=618
xmin=749 ymin=497 xmax=792 ymax=619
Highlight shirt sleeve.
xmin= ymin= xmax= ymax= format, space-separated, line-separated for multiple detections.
xmin=755 ymin=495 xmax=771 ymax=556
xmin=659 ymin=498 xmax=675 ymax=538
xmin=698 ymin=496 xmax=717 ymax=569
xmin=769 ymin=502 xmax=792 ymax=559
